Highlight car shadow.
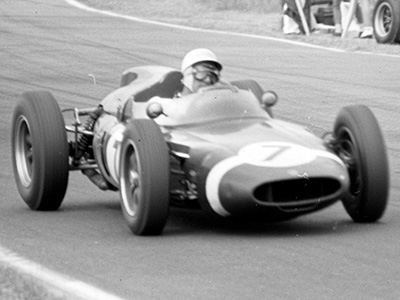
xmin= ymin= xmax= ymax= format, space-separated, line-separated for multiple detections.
xmin=23 ymin=198 xmax=387 ymax=238
xmin=163 ymin=207 xmax=387 ymax=238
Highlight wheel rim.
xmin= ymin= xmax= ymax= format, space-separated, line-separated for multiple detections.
xmin=335 ymin=127 xmax=362 ymax=203
xmin=375 ymin=3 xmax=393 ymax=37
xmin=14 ymin=116 xmax=34 ymax=187
xmin=121 ymin=142 xmax=142 ymax=217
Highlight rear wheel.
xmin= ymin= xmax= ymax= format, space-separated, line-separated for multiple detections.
xmin=334 ymin=105 xmax=389 ymax=222
xmin=120 ymin=71 xmax=138 ymax=87
xmin=119 ymin=119 xmax=170 ymax=235
xmin=373 ymin=0 xmax=400 ymax=43
xmin=230 ymin=79 xmax=273 ymax=117
xmin=11 ymin=91 xmax=69 ymax=210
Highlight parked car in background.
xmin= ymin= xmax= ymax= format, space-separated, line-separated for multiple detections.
xmin=373 ymin=0 xmax=400 ymax=43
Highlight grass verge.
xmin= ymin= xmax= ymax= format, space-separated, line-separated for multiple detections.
xmin=78 ymin=0 xmax=400 ymax=56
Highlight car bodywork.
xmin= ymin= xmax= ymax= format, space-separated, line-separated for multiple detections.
xmin=11 ymin=65 xmax=389 ymax=235
xmin=97 ymin=66 xmax=348 ymax=220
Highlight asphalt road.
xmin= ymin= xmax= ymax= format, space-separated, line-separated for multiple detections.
xmin=1 ymin=1 xmax=400 ymax=299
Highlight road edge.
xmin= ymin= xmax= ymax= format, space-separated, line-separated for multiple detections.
xmin=0 ymin=245 xmax=124 ymax=300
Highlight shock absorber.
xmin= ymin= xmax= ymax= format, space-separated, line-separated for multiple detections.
xmin=76 ymin=106 xmax=103 ymax=159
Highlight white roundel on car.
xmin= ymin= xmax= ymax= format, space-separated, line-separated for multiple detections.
xmin=238 ymin=142 xmax=317 ymax=167
xmin=105 ymin=123 xmax=125 ymax=182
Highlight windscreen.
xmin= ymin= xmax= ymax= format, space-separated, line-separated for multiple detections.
xmin=154 ymin=88 xmax=269 ymax=126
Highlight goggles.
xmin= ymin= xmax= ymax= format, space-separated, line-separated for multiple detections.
xmin=191 ymin=65 xmax=220 ymax=84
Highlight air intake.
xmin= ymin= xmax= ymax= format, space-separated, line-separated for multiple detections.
xmin=254 ymin=178 xmax=341 ymax=203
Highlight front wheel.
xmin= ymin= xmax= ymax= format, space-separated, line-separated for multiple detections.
xmin=119 ymin=119 xmax=170 ymax=235
xmin=373 ymin=0 xmax=400 ymax=43
xmin=334 ymin=105 xmax=389 ymax=223
xmin=11 ymin=91 xmax=69 ymax=210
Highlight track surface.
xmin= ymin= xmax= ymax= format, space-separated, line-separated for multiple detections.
xmin=1 ymin=1 xmax=400 ymax=299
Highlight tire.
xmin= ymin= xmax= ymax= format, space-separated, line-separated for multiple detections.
xmin=230 ymin=79 xmax=273 ymax=117
xmin=119 ymin=119 xmax=170 ymax=235
xmin=11 ymin=91 xmax=69 ymax=210
xmin=373 ymin=0 xmax=400 ymax=44
xmin=334 ymin=105 xmax=389 ymax=223
xmin=120 ymin=72 xmax=138 ymax=87
xmin=230 ymin=79 xmax=263 ymax=100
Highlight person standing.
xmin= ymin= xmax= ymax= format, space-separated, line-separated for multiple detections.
xmin=332 ymin=0 xmax=343 ymax=36
xmin=358 ymin=0 xmax=373 ymax=38
xmin=332 ymin=0 xmax=373 ymax=38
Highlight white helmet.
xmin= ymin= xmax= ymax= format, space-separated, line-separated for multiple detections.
xmin=181 ymin=48 xmax=222 ymax=74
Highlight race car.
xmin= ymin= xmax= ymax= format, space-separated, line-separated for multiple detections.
xmin=11 ymin=65 xmax=389 ymax=235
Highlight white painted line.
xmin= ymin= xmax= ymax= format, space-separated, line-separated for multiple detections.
xmin=64 ymin=0 xmax=400 ymax=58
xmin=62 ymin=0 xmax=342 ymax=53
xmin=0 ymin=245 xmax=124 ymax=300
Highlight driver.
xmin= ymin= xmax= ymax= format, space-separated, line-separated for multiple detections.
xmin=77 ymin=49 xmax=224 ymax=189
xmin=180 ymin=48 xmax=223 ymax=96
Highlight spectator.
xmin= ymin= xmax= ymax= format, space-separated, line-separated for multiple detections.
xmin=282 ymin=0 xmax=312 ymax=34
xmin=333 ymin=0 xmax=373 ymax=38
xmin=358 ymin=0 xmax=373 ymax=38
xmin=332 ymin=0 xmax=343 ymax=36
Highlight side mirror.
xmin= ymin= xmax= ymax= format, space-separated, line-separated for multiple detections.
xmin=261 ymin=91 xmax=278 ymax=108
xmin=146 ymin=102 xmax=164 ymax=119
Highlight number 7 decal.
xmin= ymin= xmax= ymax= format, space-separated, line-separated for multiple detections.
xmin=259 ymin=145 xmax=291 ymax=161
xmin=238 ymin=142 xmax=316 ymax=167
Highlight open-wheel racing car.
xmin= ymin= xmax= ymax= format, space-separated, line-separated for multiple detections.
xmin=11 ymin=65 xmax=389 ymax=236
